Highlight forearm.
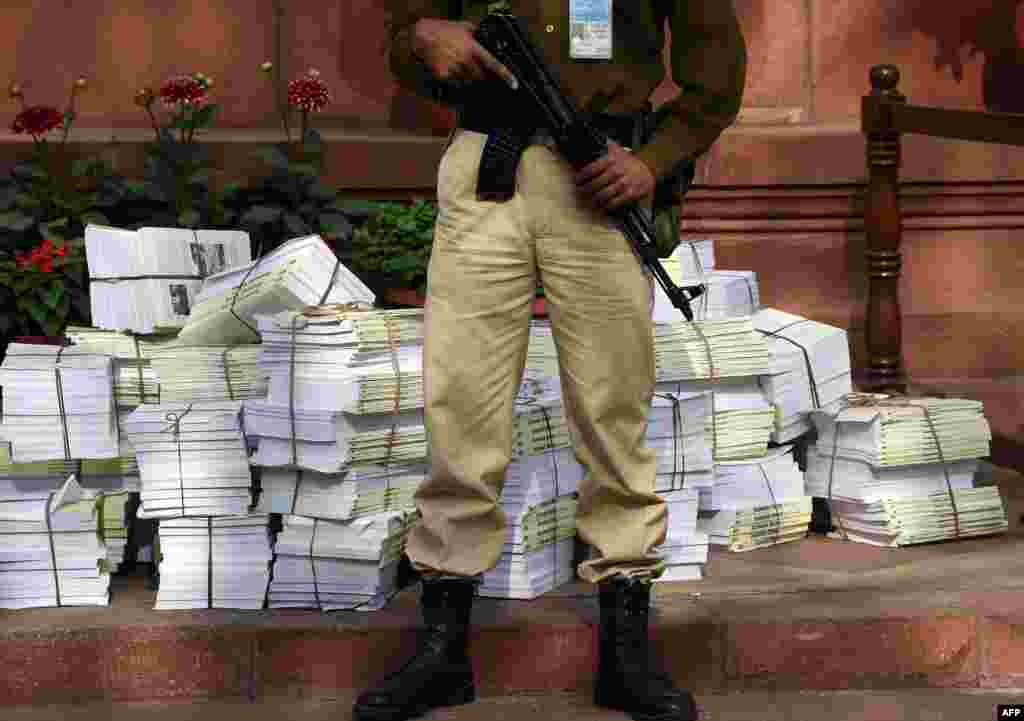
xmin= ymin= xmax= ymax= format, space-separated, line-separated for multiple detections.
xmin=634 ymin=2 xmax=748 ymax=183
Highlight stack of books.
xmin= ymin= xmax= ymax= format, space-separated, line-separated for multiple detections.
xmin=177 ymin=235 xmax=375 ymax=346
xmin=752 ymin=308 xmax=853 ymax=443
xmin=147 ymin=344 xmax=267 ymax=403
xmin=85 ymin=225 xmax=251 ymax=334
xmin=0 ymin=475 xmax=110 ymax=608
xmin=254 ymin=464 xmax=425 ymax=520
xmin=807 ymin=394 xmax=1007 ymax=546
xmin=121 ymin=402 xmax=253 ymax=518
xmin=698 ymin=447 xmax=811 ymax=551
xmin=267 ymin=510 xmax=416 ymax=611
xmin=154 ymin=514 xmax=273 ymax=609
xmin=99 ymin=491 xmax=130 ymax=572
xmin=0 ymin=344 xmax=119 ymax=462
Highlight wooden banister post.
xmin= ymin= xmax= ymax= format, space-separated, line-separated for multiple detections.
xmin=862 ymin=65 xmax=907 ymax=392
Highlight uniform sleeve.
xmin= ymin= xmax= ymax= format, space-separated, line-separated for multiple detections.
xmin=633 ymin=0 xmax=748 ymax=183
xmin=382 ymin=1 xmax=460 ymax=104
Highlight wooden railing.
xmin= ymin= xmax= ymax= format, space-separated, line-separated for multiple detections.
xmin=861 ymin=64 xmax=1024 ymax=390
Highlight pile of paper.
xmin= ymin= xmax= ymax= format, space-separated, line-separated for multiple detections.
xmin=752 ymin=308 xmax=853 ymax=443
xmin=700 ymin=497 xmax=813 ymax=552
xmin=66 ymin=326 xmax=174 ymax=407
xmin=85 ymin=225 xmax=251 ymax=334
xmin=648 ymin=387 xmax=714 ymax=492
xmin=698 ymin=447 xmax=811 ymax=551
xmin=655 ymin=488 xmax=709 ymax=582
xmin=804 ymin=445 xmax=979 ymax=501
xmin=480 ymin=441 xmax=582 ymax=600
xmin=267 ymin=510 xmax=416 ymax=611
xmin=245 ymin=403 xmax=426 ymax=472
xmin=807 ymin=394 xmax=1005 ymax=546
xmin=154 ymin=514 xmax=272 ymax=610
xmin=121 ymin=402 xmax=253 ymax=518
xmin=655 ymin=271 xmax=760 ymax=324
xmin=177 ymin=235 xmax=375 ymax=346
xmin=824 ymin=487 xmax=1008 ymax=547
xmin=0 ymin=443 xmax=138 ymax=494
xmin=254 ymin=464 xmax=423 ymax=520
xmin=0 ymin=344 xmax=119 ymax=462
xmin=147 ymin=345 xmax=267 ymax=402
xmin=0 ymin=475 xmax=109 ymax=608
xmin=99 ymin=491 xmax=130 ymax=571
xmin=702 ymin=379 xmax=776 ymax=462
xmin=653 ymin=318 xmax=772 ymax=383
xmin=810 ymin=395 xmax=992 ymax=468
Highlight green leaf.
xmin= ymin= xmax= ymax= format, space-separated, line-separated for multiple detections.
xmin=192 ymin=104 xmax=220 ymax=129
xmin=0 ymin=211 xmax=35 ymax=232
xmin=239 ymin=205 xmax=283 ymax=226
xmin=289 ymin=163 xmax=319 ymax=179
xmin=252 ymin=146 xmax=290 ymax=171
xmin=41 ymin=284 xmax=64 ymax=310
xmin=79 ymin=211 xmax=110 ymax=226
xmin=26 ymin=302 xmax=49 ymax=328
xmin=14 ymin=193 xmax=41 ymax=210
xmin=283 ymin=213 xmax=309 ymax=236
xmin=329 ymin=198 xmax=385 ymax=218
xmin=177 ymin=208 xmax=201 ymax=227
xmin=318 ymin=213 xmax=353 ymax=241
xmin=38 ymin=217 xmax=70 ymax=240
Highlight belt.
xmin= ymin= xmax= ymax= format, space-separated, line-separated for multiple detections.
xmin=457 ymin=104 xmax=645 ymax=202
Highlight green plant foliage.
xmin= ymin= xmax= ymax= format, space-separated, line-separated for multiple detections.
xmin=350 ymin=199 xmax=437 ymax=295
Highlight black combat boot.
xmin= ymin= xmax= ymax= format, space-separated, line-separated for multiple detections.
xmin=595 ymin=575 xmax=698 ymax=721
xmin=352 ymin=577 xmax=477 ymax=721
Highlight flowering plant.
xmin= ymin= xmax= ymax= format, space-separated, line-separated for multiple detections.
xmin=131 ymin=72 xmax=227 ymax=227
xmin=227 ymin=64 xmax=347 ymax=255
xmin=2 ymin=77 xmax=119 ymax=253
xmin=0 ymin=237 xmax=90 ymax=337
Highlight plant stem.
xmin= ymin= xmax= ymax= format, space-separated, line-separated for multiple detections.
xmin=273 ymin=0 xmax=292 ymax=143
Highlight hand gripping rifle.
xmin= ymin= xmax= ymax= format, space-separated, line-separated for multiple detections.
xmin=473 ymin=12 xmax=705 ymax=321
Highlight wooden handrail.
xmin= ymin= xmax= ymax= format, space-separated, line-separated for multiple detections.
xmin=860 ymin=64 xmax=1024 ymax=391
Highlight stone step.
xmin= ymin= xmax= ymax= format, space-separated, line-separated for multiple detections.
xmin=3 ymin=467 xmax=1023 ymax=708
xmin=6 ymin=690 xmax=1024 ymax=721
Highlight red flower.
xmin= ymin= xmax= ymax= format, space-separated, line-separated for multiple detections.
xmin=38 ymin=258 xmax=54 ymax=273
xmin=11 ymin=105 xmax=64 ymax=136
xmin=159 ymin=75 xmax=209 ymax=107
xmin=287 ymin=70 xmax=331 ymax=113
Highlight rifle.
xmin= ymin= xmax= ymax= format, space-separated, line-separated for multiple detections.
xmin=473 ymin=12 xmax=705 ymax=321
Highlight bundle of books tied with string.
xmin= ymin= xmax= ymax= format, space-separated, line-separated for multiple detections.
xmin=646 ymin=386 xmax=714 ymax=580
xmin=175 ymin=234 xmax=376 ymax=346
xmin=652 ymin=240 xmax=760 ymax=323
xmin=121 ymin=402 xmax=254 ymax=519
xmin=243 ymin=304 xmax=426 ymax=611
xmin=153 ymin=514 xmax=273 ymax=610
xmin=266 ymin=509 xmax=417 ymax=611
xmin=479 ymin=384 xmax=583 ymax=600
xmin=805 ymin=393 xmax=1008 ymax=547
xmin=752 ymin=308 xmax=853 ymax=443
xmin=85 ymin=225 xmax=252 ymax=334
xmin=0 ymin=475 xmax=110 ymax=608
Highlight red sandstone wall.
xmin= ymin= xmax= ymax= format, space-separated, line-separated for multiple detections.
xmin=6 ymin=0 xmax=1021 ymax=133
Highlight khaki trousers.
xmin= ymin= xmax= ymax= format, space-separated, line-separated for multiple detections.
xmin=406 ymin=129 xmax=667 ymax=584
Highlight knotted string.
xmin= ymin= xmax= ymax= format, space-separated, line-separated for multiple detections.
xmin=221 ymin=347 xmax=236 ymax=402
xmin=162 ymin=405 xmax=194 ymax=516
xmin=758 ymin=462 xmax=784 ymax=545
xmin=826 ymin=394 xmax=962 ymax=541
xmin=227 ymin=253 xmax=267 ymax=342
